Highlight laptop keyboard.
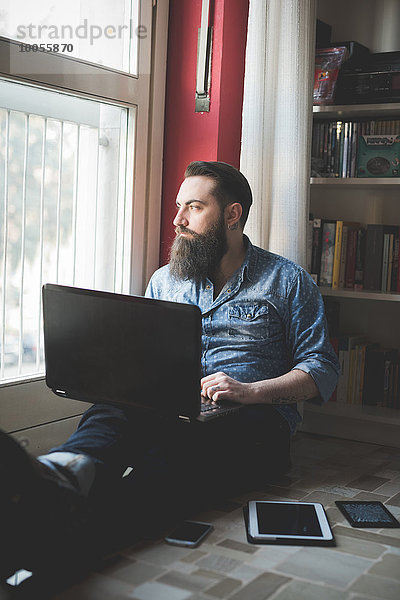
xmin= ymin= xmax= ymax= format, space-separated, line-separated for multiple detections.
xmin=200 ymin=401 xmax=238 ymax=414
xmin=200 ymin=402 xmax=219 ymax=413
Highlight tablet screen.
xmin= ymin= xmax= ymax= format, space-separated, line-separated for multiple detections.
xmin=256 ymin=502 xmax=322 ymax=536
xmin=247 ymin=501 xmax=334 ymax=544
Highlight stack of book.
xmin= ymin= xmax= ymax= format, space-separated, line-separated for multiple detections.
xmin=308 ymin=219 xmax=400 ymax=292
xmin=311 ymin=119 xmax=400 ymax=178
xmin=329 ymin=336 xmax=400 ymax=409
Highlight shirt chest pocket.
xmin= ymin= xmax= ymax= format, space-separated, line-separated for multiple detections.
xmin=228 ymin=304 xmax=270 ymax=340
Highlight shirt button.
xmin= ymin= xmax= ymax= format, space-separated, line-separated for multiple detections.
xmin=206 ymin=285 xmax=211 ymax=290
xmin=247 ymin=314 xmax=251 ymax=319
xmin=227 ymin=288 xmax=232 ymax=293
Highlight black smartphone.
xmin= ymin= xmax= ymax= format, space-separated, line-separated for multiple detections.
xmin=335 ymin=501 xmax=400 ymax=528
xmin=164 ymin=520 xmax=213 ymax=547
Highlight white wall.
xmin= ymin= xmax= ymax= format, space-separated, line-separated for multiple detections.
xmin=317 ymin=0 xmax=400 ymax=53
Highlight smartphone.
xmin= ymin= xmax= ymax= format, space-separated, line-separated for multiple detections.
xmin=164 ymin=520 xmax=213 ymax=547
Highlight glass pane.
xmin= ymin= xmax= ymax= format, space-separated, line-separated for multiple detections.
xmin=0 ymin=79 xmax=132 ymax=382
xmin=0 ymin=0 xmax=141 ymax=74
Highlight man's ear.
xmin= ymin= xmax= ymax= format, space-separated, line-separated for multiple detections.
xmin=225 ymin=203 xmax=242 ymax=229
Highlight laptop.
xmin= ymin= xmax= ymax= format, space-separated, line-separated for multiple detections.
xmin=42 ymin=284 xmax=241 ymax=422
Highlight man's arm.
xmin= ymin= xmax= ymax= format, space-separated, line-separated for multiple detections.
xmin=202 ymin=268 xmax=338 ymax=406
xmin=201 ymin=369 xmax=319 ymax=405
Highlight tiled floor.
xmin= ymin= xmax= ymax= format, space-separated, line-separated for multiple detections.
xmin=9 ymin=433 xmax=400 ymax=599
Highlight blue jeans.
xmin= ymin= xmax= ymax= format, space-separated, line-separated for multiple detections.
xmin=53 ymin=403 xmax=291 ymax=538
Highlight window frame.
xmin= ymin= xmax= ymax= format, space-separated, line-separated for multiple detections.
xmin=0 ymin=0 xmax=169 ymax=442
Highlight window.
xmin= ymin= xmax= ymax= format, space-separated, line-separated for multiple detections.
xmin=0 ymin=81 xmax=131 ymax=381
xmin=0 ymin=0 xmax=168 ymax=433
xmin=0 ymin=0 xmax=140 ymax=74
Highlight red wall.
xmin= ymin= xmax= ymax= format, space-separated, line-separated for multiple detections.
xmin=159 ymin=0 xmax=249 ymax=264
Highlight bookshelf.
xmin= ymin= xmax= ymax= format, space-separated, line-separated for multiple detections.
xmin=313 ymin=102 xmax=400 ymax=120
xmin=301 ymin=102 xmax=400 ymax=448
xmin=311 ymin=178 xmax=400 ymax=188
xmin=302 ymin=403 xmax=400 ymax=448
xmin=321 ymin=288 xmax=400 ymax=302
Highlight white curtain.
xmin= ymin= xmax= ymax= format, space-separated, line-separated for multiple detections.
xmin=240 ymin=0 xmax=316 ymax=267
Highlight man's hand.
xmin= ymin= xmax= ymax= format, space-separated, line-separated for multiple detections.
xmin=201 ymin=369 xmax=320 ymax=406
xmin=201 ymin=372 xmax=255 ymax=404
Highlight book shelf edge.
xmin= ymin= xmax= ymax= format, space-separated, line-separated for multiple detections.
xmin=310 ymin=178 xmax=400 ymax=186
xmin=313 ymin=103 xmax=400 ymax=118
xmin=301 ymin=403 xmax=400 ymax=447
xmin=320 ymin=288 xmax=400 ymax=302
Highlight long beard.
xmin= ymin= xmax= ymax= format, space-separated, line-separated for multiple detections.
xmin=169 ymin=217 xmax=228 ymax=283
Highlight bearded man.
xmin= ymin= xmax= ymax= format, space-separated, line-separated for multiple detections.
xmin=1 ymin=161 xmax=339 ymax=579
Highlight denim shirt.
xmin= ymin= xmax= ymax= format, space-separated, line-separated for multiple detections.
xmin=145 ymin=237 xmax=340 ymax=433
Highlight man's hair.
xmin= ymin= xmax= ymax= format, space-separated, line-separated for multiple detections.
xmin=184 ymin=161 xmax=253 ymax=227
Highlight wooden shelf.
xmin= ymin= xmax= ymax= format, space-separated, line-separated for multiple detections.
xmin=320 ymin=287 xmax=400 ymax=302
xmin=304 ymin=401 xmax=400 ymax=426
xmin=301 ymin=403 xmax=400 ymax=447
xmin=311 ymin=177 xmax=400 ymax=188
xmin=313 ymin=102 xmax=400 ymax=119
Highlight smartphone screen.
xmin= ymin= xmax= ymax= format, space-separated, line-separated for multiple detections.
xmin=164 ymin=520 xmax=213 ymax=547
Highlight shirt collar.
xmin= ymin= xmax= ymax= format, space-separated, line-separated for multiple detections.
xmin=239 ymin=235 xmax=257 ymax=284
xmin=199 ymin=235 xmax=257 ymax=296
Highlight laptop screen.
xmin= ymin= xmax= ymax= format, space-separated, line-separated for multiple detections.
xmin=42 ymin=284 xmax=202 ymax=419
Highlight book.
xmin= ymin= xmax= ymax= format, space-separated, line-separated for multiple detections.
xmin=390 ymin=227 xmax=400 ymax=292
xmin=353 ymin=342 xmax=366 ymax=405
xmin=364 ymin=225 xmax=385 ymax=291
xmin=382 ymin=226 xmax=399 ymax=292
xmin=319 ymin=220 xmax=336 ymax=286
xmin=350 ymin=121 xmax=359 ymax=177
xmin=310 ymin=218 xmax=322 ymax=283
xmin=338 ymin=224 xmax=349 ymax=288
xmin=306 ymin=217 xmax=314 ymax=274
xmin=354 ymin=228 xmax=365 ymax=290
xmin=323 ymin=298 xmax=340 ymax=338
xmin=339 ymin=222 xmax=362 ymax=289
xmin=345 ymin=228 xmax=358 ymax=288
xmin=311 ymin=220 xmax=400 ymax=293
xmin=348 ymin=346 xmax=358 ymax=404
xmin=386 ymin=233 xmax=394 ymax=293
xmin=342 ymin=122 xmax=349 ymax=178
xmin=383 ymin=349 xmax=399 ymax=408
xmin=336 ymin=335 xmax=366 ymax=404
xmin=311 ymin=119 xmax=400 ymax=179
xmin=381 ymin=233 xmax=390 ymax=292
xmin=329 ymin=337 xmax=339 ymax=401
xmin=332 ymin=220 xmax=343 ymax=289
xmin=359 ymin=343 xmax=368 ymax=404
xmin=362 ymin=344 xmax=384 ymax=406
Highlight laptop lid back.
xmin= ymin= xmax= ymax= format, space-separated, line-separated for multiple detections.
xmin=42 ymin=284 xmax=202 ymax=419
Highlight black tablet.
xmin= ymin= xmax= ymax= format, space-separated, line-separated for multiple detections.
xmin=247 ymin=501 xmax=334 ymax=545
xmin=335 ymin=501 xmax=400 ymax=528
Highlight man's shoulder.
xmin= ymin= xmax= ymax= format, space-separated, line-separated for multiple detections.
xmin=149 ymin=263 xmax=171 ymax=282
xmin=248 ymin=242 xmax=317 ymax=298
xmin=147 ymin=265 xmax=197 ymax=303
xmin=146 ymin=264 xmax=173 ymax=298
xmin=250 ymin=243 xmax=303 ymax=276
